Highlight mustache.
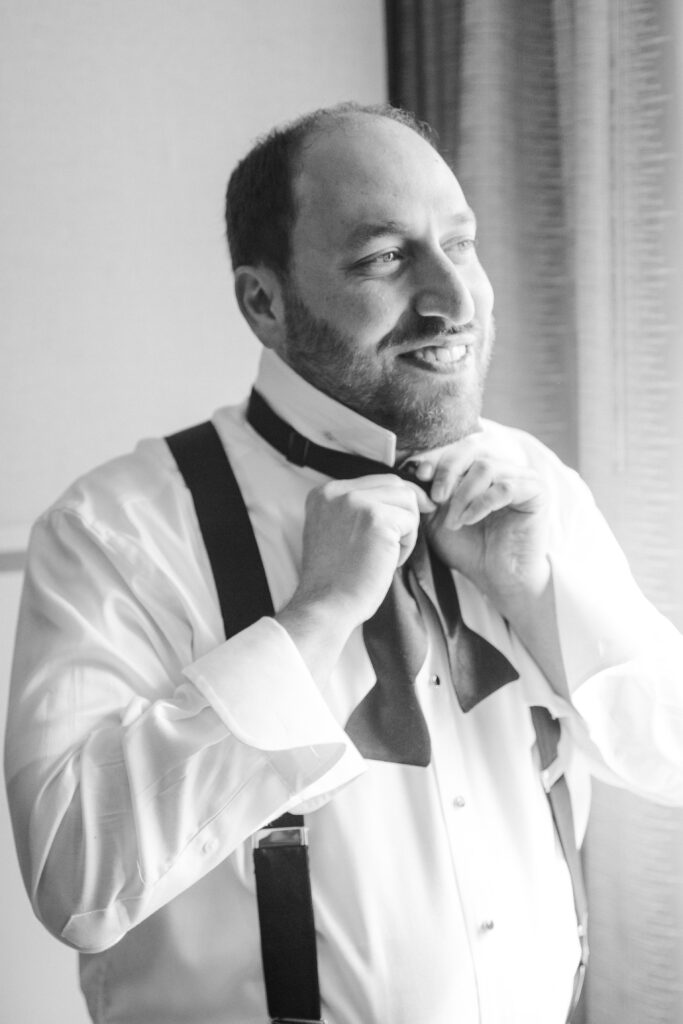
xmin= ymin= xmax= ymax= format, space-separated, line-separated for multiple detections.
xmin=377 ymin=316 xmax=479 ymax=353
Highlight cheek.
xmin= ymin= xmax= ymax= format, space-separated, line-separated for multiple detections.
xmin=326 ymin=288 xmax=399 ymax=337
xmin=295 ymin=258 xmax=404 ymax=339
xmin=342 ymin=283 xmax=403 ymax=329
xmin=471 ymin=269 xmax=494 ymax=317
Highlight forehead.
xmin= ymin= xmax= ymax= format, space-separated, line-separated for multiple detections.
xmin=291 ymin=116 xmax=469 ymax=250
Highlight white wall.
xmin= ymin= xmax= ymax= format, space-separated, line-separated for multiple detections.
xmin=1 ymin=0 xmax=386 ymax=549
xmin=1 ymin=2 xmax=386 ymax=1021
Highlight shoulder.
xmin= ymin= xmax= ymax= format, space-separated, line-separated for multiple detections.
xmin=480 ymin=418 xmax=581 ymax=479
xmin=38 ymin=437 xmax=184 ymax=543
xmin=34 ymin=404 xmax=248 ymax=560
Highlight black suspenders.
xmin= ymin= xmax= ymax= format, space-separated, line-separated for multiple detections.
xmin=166 ymin=420 xmax=588 ymax=1024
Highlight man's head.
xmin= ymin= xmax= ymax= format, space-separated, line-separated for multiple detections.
xmin=227 ymin=103 xmax=495 ymax=453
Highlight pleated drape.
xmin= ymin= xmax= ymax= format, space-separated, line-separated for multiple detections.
xmin=386 ymin=1 xmax=683 ymax=1021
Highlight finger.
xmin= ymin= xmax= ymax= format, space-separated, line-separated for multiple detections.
xmin=326 ymin=475 xmax=436 ymax=514
xmin=401 ymin=458 xmax=437 ymax=484
xmin=443 ymin=459 xmax=496 ymax=528
xmin=364 ymin=503 xmax=420 ymax=567
xmin=323 ymin=473 xmax=408 ymax=496
xmin=410 ymin=482 xmax=437 ymax=515
xmin=449 ymin=474 xmax=543 ymax=528
xmin=422 ymin=427 xmax=523 ymax=505
xmin=429 ymin=439 xmax=491 ymax=504
xmin=394 ymin=510 xmax=420 ymax=566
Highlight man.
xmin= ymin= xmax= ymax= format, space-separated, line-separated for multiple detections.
xmin=5 ymin=103 xmax=683 ymax=1024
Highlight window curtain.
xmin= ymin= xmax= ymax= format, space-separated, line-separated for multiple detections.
xmin=385 ymin=1 xmax=683 ymax=1021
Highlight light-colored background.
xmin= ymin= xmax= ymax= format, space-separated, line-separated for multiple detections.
xmin=1 ymin=2 xmax=386 ymax=1020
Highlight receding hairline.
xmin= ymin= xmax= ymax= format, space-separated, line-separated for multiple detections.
xmin=286 ymin=108 xmax=445 ymax=239
xmin=290 ymin=105 xmax=437 ymax=174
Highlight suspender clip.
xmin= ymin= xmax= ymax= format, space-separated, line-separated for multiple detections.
xmin=253 ymin=826 xmax=309 ymax=850
xmin=271 ymin=1018 xmax=327 ymax=1023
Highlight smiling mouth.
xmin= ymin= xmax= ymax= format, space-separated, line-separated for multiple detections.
xmin=399 ymin=343 xmax=471 ymax=370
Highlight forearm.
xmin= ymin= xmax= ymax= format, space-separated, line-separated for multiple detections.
xmin=276 ymin=592 xmax=358 ymax=683
xmin=494 ymin=560 xmax=569 ymax=700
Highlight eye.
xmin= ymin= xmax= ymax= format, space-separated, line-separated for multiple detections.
xmin=445 ymin=236 xmax=478 ymax=260
xmin=355 ymin=249 xmax=405 ymax=275
xmin=367 ymin=250 xmax=403 ymax=265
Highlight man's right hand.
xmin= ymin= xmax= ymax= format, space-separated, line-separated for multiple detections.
xmin=296 ymin=474 xmax=434 ymax=624
xmin=276 ymin=475 xmax=434 ymax=678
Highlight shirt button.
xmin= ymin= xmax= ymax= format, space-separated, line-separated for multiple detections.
xmin=429 ymin=674 xmax=441 ymax=686
xmin=453 ymin=795 xmax=466 ymax=808
xmin=481 ymin=919 xmax=495 ymax=932
xmin=202 ymin=838 xmax=218 ymax=856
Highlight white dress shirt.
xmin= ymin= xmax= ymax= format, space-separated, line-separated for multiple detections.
xmin=6 ymin=349 xmax=683 ymax=1024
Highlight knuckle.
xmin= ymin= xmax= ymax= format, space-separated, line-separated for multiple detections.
xmin=364 ymin=504 xmax=385 ymax=530
xmin=304 ymin=487 xmax=322 ymax=513
xmin=346 ymin=490 xmax=366 ymax=512
xmin=320 ymin=479 xmax=344 ymax=499
xmin=309 ymin=480 xmax=331 ymax=504
xmin=471 ymin=457 xmax=490 ymax=477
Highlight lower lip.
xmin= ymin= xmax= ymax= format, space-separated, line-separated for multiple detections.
xmin=399 ymin=345 xmax=472 ymax=373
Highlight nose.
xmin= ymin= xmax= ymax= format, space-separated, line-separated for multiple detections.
xmin=412 ymin=250 xmax=476 ymax=326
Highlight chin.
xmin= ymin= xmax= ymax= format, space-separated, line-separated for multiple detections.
xmin=393 ymin=411 xmax=481 ymax=452
xmin=385 ymin=385 xmax=484 ymax=452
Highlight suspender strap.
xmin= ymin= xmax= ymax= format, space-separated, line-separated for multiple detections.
xmin=166 ymin=421 xmax=323 ymax=1024
xmin=530 ymin=706 xmax=589 ymax=1021
xmin=166 ymin=420 xmax=274 ymax=630
xmin=253 ymin=817 xmax=321 ymax=1023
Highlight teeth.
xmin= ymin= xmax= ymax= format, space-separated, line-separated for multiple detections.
xmin=411 ymin=345 xmax=468 ymax=365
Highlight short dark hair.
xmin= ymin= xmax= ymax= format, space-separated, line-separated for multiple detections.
xmin=225 ymin=102 xmax=437 ymax=279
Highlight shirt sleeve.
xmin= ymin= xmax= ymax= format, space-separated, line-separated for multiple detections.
xmin=547 ymin=467 xmax=683 ymax=805
xmin=4 ymin=506 xmax=363 ymax=954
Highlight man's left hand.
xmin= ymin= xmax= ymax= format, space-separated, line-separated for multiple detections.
xmin=409 ymin=429 xmax=551 ymax=612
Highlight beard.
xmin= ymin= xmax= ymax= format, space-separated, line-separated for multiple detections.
xmin=280 ymin=282 xmax=494 ymax=453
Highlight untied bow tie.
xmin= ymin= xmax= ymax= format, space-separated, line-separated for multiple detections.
xmin=247 ymin=389 xmax=519 ymax=767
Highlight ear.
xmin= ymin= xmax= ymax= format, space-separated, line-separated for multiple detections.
xmin=233 ymin=265 xmax=287 ymax=350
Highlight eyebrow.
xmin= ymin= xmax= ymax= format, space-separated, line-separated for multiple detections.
xmin=344 ymin=209 xmax=477 ymax=249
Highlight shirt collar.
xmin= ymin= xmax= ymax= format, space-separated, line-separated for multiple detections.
xmin=253 ymin=349 xmax=398 ymax=466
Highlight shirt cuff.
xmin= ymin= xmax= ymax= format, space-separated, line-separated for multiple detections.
xmin=183 ymin=616 xmax=365 ymax=801
xmin=549 ymin=548 xmax=644 ymax=696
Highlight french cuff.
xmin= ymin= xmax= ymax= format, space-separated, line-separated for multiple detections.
xmin=549 ymin=548 xmax=644 ymax=696
xmin=183 ymin=616 xmax=364 ymax=800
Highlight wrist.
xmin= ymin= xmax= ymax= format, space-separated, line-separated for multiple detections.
xmin=493 ymin=560 xmax=569 ymax=697
xmin=275 ymin=589 xmax=360 ymax=682
xmin=488 ymin=556 xmax=552 ymax=620
xmin=285 ymin=583 xmax=365 ymax=633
